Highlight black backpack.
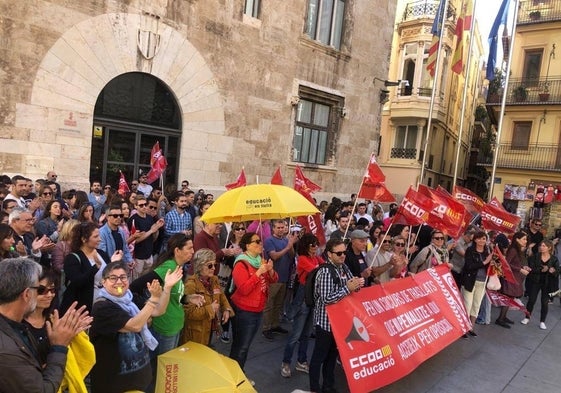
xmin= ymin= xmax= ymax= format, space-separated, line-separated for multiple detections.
xmin=304 ymin=263 xmax=340 ymax=307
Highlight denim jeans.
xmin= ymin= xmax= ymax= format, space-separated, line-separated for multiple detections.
xmin=283 ymin=286 xmax=312 ymax=364
xmin=146 ymin=329 xmax=180 ymax=393
xmin=229 ymin=305 xmax=262 ymax=370
xmin=309 ymin=325 xmax=338 ymax=392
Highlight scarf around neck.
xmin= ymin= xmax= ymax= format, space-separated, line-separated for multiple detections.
xmin=98 ymin=287 xmax=158 ymax=351
xmin=235 ymin=252 xmax=262 ymax=269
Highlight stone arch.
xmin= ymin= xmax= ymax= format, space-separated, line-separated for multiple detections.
xmin=19 ymin=12 xmax=227 ymax=188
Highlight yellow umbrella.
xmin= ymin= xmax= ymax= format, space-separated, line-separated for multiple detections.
xmin=200 ymin=184 xmax=319 ymax=224
xmin=155 ymin=342 xmax=257 ymax=393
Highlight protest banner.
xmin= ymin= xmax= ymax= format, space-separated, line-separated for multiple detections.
xmin=326 ymin=265 xmax=470 ymax=393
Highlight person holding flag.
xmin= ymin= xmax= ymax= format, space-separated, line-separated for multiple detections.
xmin=496 ymin=231 xmax=529 ymax=328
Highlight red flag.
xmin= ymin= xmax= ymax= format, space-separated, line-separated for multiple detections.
xmin=392 ymin=186 xmax=436 ymax=226
xmin=118 ymin=171 xmax=130 ymax=197
xmin=146 ymin=142 xmax=168 ymax=184
xmin=418 ymin=185 xmax=466 ymax=238
xmin=481 ymin=202 xmax=521 ymax=234
xmin=492 ymin=244 xmax=516 ymax=284
xmin=435 ymin=186 xmax=468 ymax=236
xmin=451 ymin=0 xmax=473 ymax=74
xmin=225 ymin=168 xmax=247 ymax=190
xmin=490 ymin=196 xmax=507 ymax=210
xmin=453 ymin=185 xmax=485 ymax=216
xmin=365 ymin=153 xmax=386 ymax=183
xmin=270 ymin=166 xmax=283 ymax=185
xmin=293 ymin=166 xmax=325 ymax=246
xmin=294 ymin=166 xmax=321 ymax=203
xmin=487 ymin=290 xmax=529 ymax=316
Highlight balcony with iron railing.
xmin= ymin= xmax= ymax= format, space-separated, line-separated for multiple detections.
xmin=402 ymin=0 xmax=456 ymax=23
xmin=478 ymin=142 xmax=561 ymax=171
xmin=486 ymin=77 xmax=561 ymax=105
xmin=518 ymin=0 xmax=561 ymax=25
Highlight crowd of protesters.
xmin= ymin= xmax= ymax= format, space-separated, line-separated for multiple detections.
xmin=0 ymin=173 xmax=560 ymax=393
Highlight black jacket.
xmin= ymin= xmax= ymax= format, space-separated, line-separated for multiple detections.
xmin=461 ymin=245 xmax=490 ymax=292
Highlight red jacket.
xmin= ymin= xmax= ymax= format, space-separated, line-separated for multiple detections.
xmin=230 ymin=259 xmax=278 ymax=312
xmin=297 ymin=254 xmax=325 ymax=285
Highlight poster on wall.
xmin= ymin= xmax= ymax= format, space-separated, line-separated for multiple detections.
xmin=503 ymin=185 xmax=528 ymax=201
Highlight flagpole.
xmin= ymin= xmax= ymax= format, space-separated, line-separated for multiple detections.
xmin=489 ymin=0 xmax=519 ymax=201
xmin=452 ymin=0 xmax=477 ymax=189
xmin=419 ymin=0 xmax=451 ymax=186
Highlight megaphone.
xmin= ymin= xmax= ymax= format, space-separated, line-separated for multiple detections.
xmin=345 ymin=316 xmax=370 ymax=350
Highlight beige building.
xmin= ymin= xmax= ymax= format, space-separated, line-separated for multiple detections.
xmin=485 ymin=0 xmax=561 ymax=232
xmin=0 ymin=0 xmax=396 ymax=197
xmin=377 ymin=0 xmax=484 ymax=199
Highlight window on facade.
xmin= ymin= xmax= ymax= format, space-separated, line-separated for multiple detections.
xmin=305 ymin=0 xmax=345 ymax=50
xmin=511 ymin=121 xmax=532 ymax=150
xmin=420 ymin=48 xmax=432 ymax=97
xmin=244 ymin=0 xmax=260 ymax=18
xmin=292 ymin=88 xmax=343 ymax=165
xmin=523 ymin=49 xmax=543 ymax=86
xmin=391 ymin=125 xmax=418 ymax=159
xmin=401 ymin=43 xmax=417 ymax=96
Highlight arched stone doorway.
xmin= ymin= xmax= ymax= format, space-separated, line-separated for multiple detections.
xmin=91 ymin=72 xmax=181 ymax=188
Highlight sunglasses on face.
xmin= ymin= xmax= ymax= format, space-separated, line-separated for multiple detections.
xmin=104 ymin=186 xmax=111 ymax=190
xmin=36 ymin=285 xmax=57 ymax=295
xmin=234 ymin=227 xmax=246 ymax=231
xmin=330 ymin=250 xmax=345 ymax=256
xmin=109 ymin=214 xmax=124 ymax=218
xmin=137 ymin=203 xmax=147 ymax=207
xmin=148 ymin=206 xmax=158 ymax=210
xmin=394 ymin=242 xmax=405 ymax=247
xmin=42 ymin=192 xmax=52 ymax=196
xmin=433 ymin=237 xmax=445 ymax=240
xmin=382 ymin=239 xmax=391 ymax=244
xmin=206 ymin=263 xmax=217 ymax=269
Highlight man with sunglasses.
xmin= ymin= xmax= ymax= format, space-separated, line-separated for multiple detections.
xmin=366 ymin=234 xmax=399 ymax=283
xmin=0 ymin=257 xmax=92 ymax=392
xmin=128 ymin=196 xmax=165 ymax=278
xmin=98 ymin=205 xmax=132 ymax=269
xmin=309 ymin=239 xmax=364 ymax=393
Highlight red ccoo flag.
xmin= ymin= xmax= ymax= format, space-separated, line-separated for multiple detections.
xmin=480 ymin=202 xmax=521 ymax=234
xmin=270 ymin=166 xmax=283 ymax=185
xmin=418 ymin=185 xmax=465 ymax=238
xmin=146 ymin=142 xmax=168 ymax=184
xmin=118 ymin=171 xmax=130 ymax=197
xmin=293 ymin=166 xmax=325 ymax=246
xmin=453 ymin=185 xmax=485 ymax=216
xmin=225 ymin=168 xmax=247 ymax=190
xmin=392 ymin=186 xmax=436 ymax=227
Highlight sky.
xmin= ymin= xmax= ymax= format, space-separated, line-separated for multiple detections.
xmin=474 ymin=0 xmax=509 ymax=60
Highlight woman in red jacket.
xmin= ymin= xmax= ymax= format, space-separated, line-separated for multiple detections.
xmin=229 ymin=231 xmax=278 ymax=374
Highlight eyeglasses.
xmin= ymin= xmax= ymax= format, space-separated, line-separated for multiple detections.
xmin=309 ymin=243 xmax=319 ymax=247
xmin=330 ymin=250 xmax=346 ymax=256
xmin=433 ymin=237 xmax=445 ymax=240
xmin=109 ymin=214 xmax=124 ymax=218
xmin=249 ymin=239 xmax=262 ymax=244
xmin=206 ymin=263 xmax=217 ymax=269
xmin=382 ymin=239 xmax=391 ymax=244
xmin=394 ymin=242 xmax=405 ymax=247
xmin=106 ymin=275 xmax=128 ymax=283
xmin=148 ymin=206 xmax=158 ymax=210
xmin=104 ymin=186 xmax=111 ymax=190
xmin=182 ymin=184 xmax=188 ymax=187
xmin=533 ymin=223 xmax=542 ymax=227
xmin=42 ymin=192 xmax=52 ymax=196
xmin=137 ymin=203 xmax=147 ymax=207
xmin=234 ymin=227 xmax=246 ymax=231
xmin=131 ymin=183 xmax=139 ymax=186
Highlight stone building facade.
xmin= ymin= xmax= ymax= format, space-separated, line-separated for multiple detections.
xmin=0 ymin=0 xmax=396 ymax=197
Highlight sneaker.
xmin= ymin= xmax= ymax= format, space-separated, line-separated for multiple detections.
xmin=521 ymin=318 xmax=530 ymax=325
xmin=220 ymin=331 xmax=230 ymax=343
xmin=295 ymin=361 xmax=310 ymax=373
xmin=539 ymin=322 xmax=547 ymax=330
xmin=262 ymin=330 xmax=275 ymax=340
xmin=280 ymin=362 xmax=291 ymax=378
xmin=271 ymin=326 xmax=289 ymax=334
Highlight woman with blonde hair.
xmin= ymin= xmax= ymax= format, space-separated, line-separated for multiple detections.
xmin=182 ymin=248 xmax=234 ymax=345
xmin=51 ymin=218 xmax=80 ymax=274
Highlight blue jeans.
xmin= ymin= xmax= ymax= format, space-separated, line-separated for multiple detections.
xmin=229 ymin=305 xmax=262 ymax=370
xmin=283 ymin=286 xmax=312 ymax=364
xmin=146 ymin=329 xmax=180 ymax=393
xmin=309 ymin=325 xmax=338 ymax=392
